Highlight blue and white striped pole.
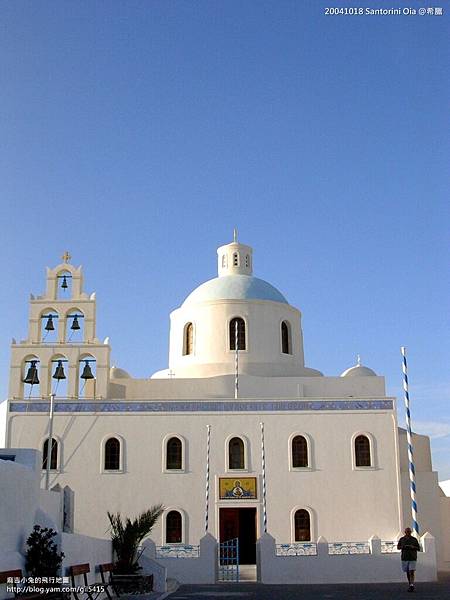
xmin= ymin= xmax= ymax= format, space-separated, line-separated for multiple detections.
xmin=205 ymin=424 xmax=211 ymax=533
xmin=260 ymin=422 xmax=267 ymax=533
xmin=401 ymin=346 xmax=419 ymax=538
xmin=234 ymin=321 xmax=239 ymax=400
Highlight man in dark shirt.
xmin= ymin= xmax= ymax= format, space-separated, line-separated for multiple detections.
xmin=397 ymin=527 xmax=421 ymax=592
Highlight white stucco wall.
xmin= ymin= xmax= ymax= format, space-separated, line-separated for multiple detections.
xmin=111 ymin=373 xmax=386 ymax=400
xmin=439 ymin=495 xmax=450 ymax=571
xmin=6 ymin=405 xmax=402 ymax=545
xmin=0 ymin=401 xmax=7 ymax=448
xmin=0 ymin=460 xmax=38 ymax=571
xmin=61 ymin=533 xmax=112 ymax=585
xmin=257 ymin=533 xmax=437 ymax=583
xmin=169 ymin=299 xmax=308 ymax=377
xmin=39 ymin=489 xmax=63 ymax=530
xmin=0 ymin=448 xmax=112 ymax=600
xmin=142 ymin=534 xmax=217 ymax=585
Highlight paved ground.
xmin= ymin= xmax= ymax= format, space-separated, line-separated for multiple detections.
xmin=168 ymin=574 xmax=450 ymax=600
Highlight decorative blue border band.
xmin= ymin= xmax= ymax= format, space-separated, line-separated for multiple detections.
xmin=9 ymin=399 xmax=393 ymax=413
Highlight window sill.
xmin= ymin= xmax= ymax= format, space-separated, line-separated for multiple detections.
xmin=163 ymin=469 xmax=186 ymax=474
xmin=290 ymin=467 xmax=313 ymax=472
xmin=353 ymin=466 xmax=376 ymax=471
xmin=226 ymin=468 xmax=249 ymax=473
xmin=163 ymin=541 xmax=185 ymax=545
xmin=101 ymin=469 xmax=124 ymax=474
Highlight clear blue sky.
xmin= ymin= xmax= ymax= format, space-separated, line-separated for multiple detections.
xmin=1 ymin=1 xmax=449 ymax=477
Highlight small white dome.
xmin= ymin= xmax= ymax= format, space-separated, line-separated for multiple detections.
xmin=340 ymin=364 xmax=377 ymax=377
xmin=110 ymin=366 xmax=131 ymax=379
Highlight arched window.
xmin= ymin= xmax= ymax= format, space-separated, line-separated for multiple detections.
xmin=354 ymin=435 xmax=371 ymax=467
xmin=294 ymin=509 xmax=311 ymax=541
xmin=233 ymin=252 xmax=239 ymax=266
xmin=166 ymin=510 xmax=182 ymax=543
xmin=228 ymin=437 xmax=245 ymax=469
xmin=281 ymin=321 xmax=291 ymax=354
xmin=183 ymin=323 xmax=194 ymax=356
xmin=166 ymin=437 xmax=182 ymax=470
xmin=292 ymin=435 xmax=308 ymax=468
xmin=229 ymin=318 xmax=246 ymax=350
xmin=104 ymin=437 xmax=120 ymax=471
xmin=42 ymin=438 xmax=58 ymax=470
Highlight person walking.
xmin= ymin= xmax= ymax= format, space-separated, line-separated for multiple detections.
xmin=397 ymin=527 xmax=421 ymax=592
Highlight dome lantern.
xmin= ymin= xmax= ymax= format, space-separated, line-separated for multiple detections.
xmin=217 ymin=229 xmax=253 ymax=277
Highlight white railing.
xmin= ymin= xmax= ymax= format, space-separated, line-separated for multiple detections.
xmin=274 ymin=540 xmax=402 ymax=557
xmin=328 ymin=542 xmax=370 ymax=555
xmin=276 ymin=543 xmax=317 ymax=556
xmin=381 ymin=541 xmax=400 ymax=553
xmin=155 ymin=544 xmax=200 ymax=558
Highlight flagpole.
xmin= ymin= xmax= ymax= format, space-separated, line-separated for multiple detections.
xmin=45 ymin=393 xmax=55 ymax=491
xmin=401 ymin=346 xmax=419 ymax=538
xmin=204 ymin=425 xmax=211 ymax=533
xmin=260 ymin=422 xmax=267 ymax=533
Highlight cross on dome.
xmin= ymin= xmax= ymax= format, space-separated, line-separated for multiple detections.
xmin=61 ymin=251 xmax=72 ymax=264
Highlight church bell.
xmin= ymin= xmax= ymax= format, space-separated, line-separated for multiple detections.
xmin=61 ymin=275 xmax=68 ymax=290
xmin=80 ymin=361 xmax=94 ymax=380
xmin=52 ymin=360 xmax=66 ymax=380
xmin=71 ymin=315 xmax=81 ymax=330
xmin=44 ymin=315 xmax=55 ymax=331
xmin=23 ymin=361 xmax=39 ymax=385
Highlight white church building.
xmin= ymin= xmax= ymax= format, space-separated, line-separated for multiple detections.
xmin=4 ymin=237 xmax=450 ymax=582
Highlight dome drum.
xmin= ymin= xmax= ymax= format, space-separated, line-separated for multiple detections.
xmin=169 ymin=300 xmax=306 ymax=378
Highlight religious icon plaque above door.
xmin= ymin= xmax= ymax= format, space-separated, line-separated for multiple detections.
xmin=219 ymin=477 xmax=257 ymax=499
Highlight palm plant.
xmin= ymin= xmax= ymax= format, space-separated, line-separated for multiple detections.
xmin=107 ymin=505 xmax=163 ymax=574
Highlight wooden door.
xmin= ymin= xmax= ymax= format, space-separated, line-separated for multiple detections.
xmin=220 ymin=508 xmax=239 ymax=542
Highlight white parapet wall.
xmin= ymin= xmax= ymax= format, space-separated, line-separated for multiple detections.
xmin=0 ymin=449 xmax=112 ymax=600
xmin=439 ymin=494 xmax=450 ymax=572
xmin=61 ymin=533 xmax=112 ymax=585
xmin=39 ymin=489 xmax=63 ymax=530
xmin=0 ymin=460 xmax=38 ymax=572
xmin=139 ymin=544 xmax=168 ymax=593
xmin=257 ymin=533 xmax=437 ymax=584
xmin=142 ymin=533 xmax=217 ymax=585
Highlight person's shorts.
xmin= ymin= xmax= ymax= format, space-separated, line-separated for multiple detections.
xmin=402 ymin=561 xmax=417 ymax=572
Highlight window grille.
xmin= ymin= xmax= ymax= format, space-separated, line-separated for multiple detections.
xmin=104 ymin=437 xmax=120 ymax=470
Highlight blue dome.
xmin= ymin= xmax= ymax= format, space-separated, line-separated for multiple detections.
xmin=182 ymin=275 xmax=288 ymax=305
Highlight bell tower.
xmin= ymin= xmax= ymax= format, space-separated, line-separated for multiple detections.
xmin=8 ymin=252 xmax=111 ymax=400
